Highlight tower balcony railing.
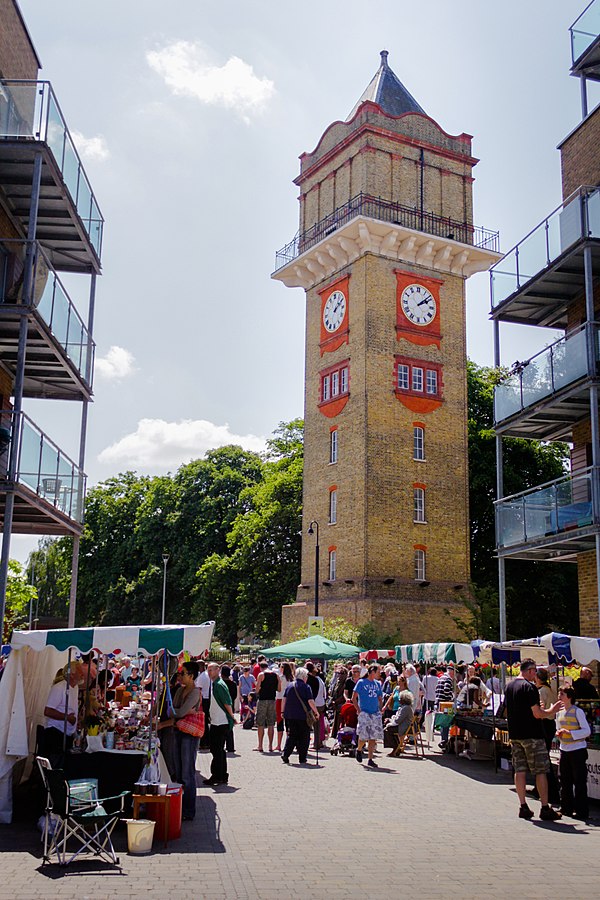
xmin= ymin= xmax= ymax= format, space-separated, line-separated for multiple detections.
xmin=274 ymin=192 xmax=500 ymax=271
xmin=494 ymin=323 xmax=597 ymax=424
xmin=495 ymin=467 xmax=598 ymax=551
xmin=0 ymin=80 xmax=104 ymax=258
xmin=0 ymin=239 xmax=94 ymax=387
xmin=0 ymin=409 xmax=86 ymax=523
xmin=490 ymin=186 xmax=600 ymax=310
xmin=570 ymin=0 xmax=600 ymax=67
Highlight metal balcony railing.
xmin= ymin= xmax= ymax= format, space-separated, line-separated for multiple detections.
xmin=0 ymin=239 xmax=94 ymax=386
xmin=274 ymin=192 xmax=500 ymax=271
xmin=0 ymin=410 xmax=85 ymax=523
xmin=490 ymin=186 xmax=600 ymax=309
xmin=0 ymin=80 xmax=104 ymax=258
xmin=571 ymin=0 xmax=600 ymax=66
xmin=495 ymin=467 xmax=598 ymax=550
xmin=494 ymin=323 xmax=597 ymax=423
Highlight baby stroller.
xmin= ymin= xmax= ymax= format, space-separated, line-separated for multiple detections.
xmin=330 ymin=726 xmax=357 ymax=757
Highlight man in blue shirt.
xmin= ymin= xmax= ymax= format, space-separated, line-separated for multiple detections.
xmin=352 ymin=665 xmax=384 ymax=768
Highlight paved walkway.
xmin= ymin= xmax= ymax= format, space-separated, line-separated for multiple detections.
xmin=1 ymin=727 xmax=599 ymax=899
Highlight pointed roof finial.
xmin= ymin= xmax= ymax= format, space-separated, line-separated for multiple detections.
xmin=380 ymin=50 xmax=389 ymax=67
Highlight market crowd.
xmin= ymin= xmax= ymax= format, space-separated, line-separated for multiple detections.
xmin=40 ymin=651 xmax=599 ymax=824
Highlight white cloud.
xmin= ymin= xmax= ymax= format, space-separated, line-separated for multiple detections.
xmin=98 ymin=418 xmax=266 ymax=471
xmin=95 ymin=346 xmax=136 ymax=380
xmin=146 ymin=41 xmax=275 ymax=121
xmin=71 ymin=129 xmax=110 ymax=162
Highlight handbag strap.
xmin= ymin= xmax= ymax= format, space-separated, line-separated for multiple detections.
xmin=293 ymin=683 xmax=310 ymax=715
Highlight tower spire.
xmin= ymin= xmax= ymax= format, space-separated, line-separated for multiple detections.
xmin=347 ymin=50 xmax=425 ymax=120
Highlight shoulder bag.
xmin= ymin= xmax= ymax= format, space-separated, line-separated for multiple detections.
xmin=175 ymin=708 xmax=205 ymax=737
xmin=294 ymin=684 xmax=318 ymax=729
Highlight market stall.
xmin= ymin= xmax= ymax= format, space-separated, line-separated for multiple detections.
xmin=0 ymin=623 xmax=214 ymax=823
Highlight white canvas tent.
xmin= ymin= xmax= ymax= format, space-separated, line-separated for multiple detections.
xmin=0 ymin=623 xmax=214 ymax=823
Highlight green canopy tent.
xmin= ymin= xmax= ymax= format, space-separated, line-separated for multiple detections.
xmin=262 ymin=635 xmax=363 ymax=660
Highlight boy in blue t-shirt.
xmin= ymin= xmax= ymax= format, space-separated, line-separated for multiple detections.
xmin=352 ymin=665 xmax=384 ymax=767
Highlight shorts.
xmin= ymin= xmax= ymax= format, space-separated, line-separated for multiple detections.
xmin=255 ymin=699 xmax=277 ymax=728
xmin=357 ymin=711 xmax=384 ymax=742
xmin=510 ymin=738 xmax=550 ymax=775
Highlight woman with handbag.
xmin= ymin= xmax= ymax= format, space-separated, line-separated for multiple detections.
xmin=280 ymin=666 xmax=319 ymax=766
xmin=170 ymin=660 xmax=204 ymax=821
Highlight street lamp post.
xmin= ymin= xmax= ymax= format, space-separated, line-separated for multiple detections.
xmin=161 ymin=553 xmax=170 ymax=625
xmin=307 ymin=521 xmax=319 ymax=617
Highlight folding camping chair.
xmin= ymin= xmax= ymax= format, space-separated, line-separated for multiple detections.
xmin=37 ymin=756 xmax=129 ymax=867
xmin=390 ymin=715 xmax=426 ymax=758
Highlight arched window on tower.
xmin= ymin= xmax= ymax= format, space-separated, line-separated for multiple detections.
xmin=414 ymin=547 xmax=426 ymax=582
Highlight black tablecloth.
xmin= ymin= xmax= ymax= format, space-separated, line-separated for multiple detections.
xmin=453 ymin=715 xmax=508 ymax=740
xmin=65 ymin=751 xmax=146 ymax=801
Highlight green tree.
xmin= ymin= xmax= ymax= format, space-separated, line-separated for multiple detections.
xmin=27 ymin=536 xmax=72 ymax=619
xmin=3 ymin=560 xmax=37 ymax=642
xmin=194 ymin=420 xmax=303 ymax=642
xmin=292 ymin=616 xmax=360 ymax=644
xmin=465 ymin=361 xmax=578 ymax=639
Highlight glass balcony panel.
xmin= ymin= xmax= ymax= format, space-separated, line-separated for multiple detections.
xmin=0 ymin=82 xmax=36 ymax=138
xmin=571 ymin=2 xmax=600 ymax=62
xmin=497 ymin=501 xmax=525 ymax=548
xmin=50 ymin=282 xmax=69 ymax=346
xmin=17 ymin=419 xmax=42 ymax=492
xmin=515 ymin=225 xmax=549 ymax=286
xmin=523 ymin=486 xmax=555 ymax=541
xmin=553 ymin=328 xmax=588 ymax=391
xmin=520 ymin=356 xmax=553 ymax=410
xmin=76 ymin=176 xmax=92 ymax=231
xmin=494 ymin=374 xmax=522 ymax=421
xmin=491 ymin=267 xmax=518 ymax=308
xmin=586 ymin=189 xmax=600 ymax=237
xmin=45 ymin=93 xmax=66 ymax=170
xmin=61 ymin=135 xmax=81 ymax=208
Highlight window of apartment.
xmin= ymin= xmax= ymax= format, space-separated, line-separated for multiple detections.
xmin=320 ymin=361 xmax=350 ymax=405
xmin=329 ymin=487 xmax=337 ymax=525
xmin=394 ymin=357 xmax=443 ymax=401
xmin=414 ymin=486 xmax=426 ymax=523
xmin=413 ymin=425 xmax=425 ymax=461
xmin=328 ymin=548 xmax=337 ymax=581
xmin=330 ymin=428 xmax=338 ymax=464
xmin=414 ymin=548 xmax=426 ymax=582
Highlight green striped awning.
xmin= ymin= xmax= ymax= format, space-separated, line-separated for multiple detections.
xmin=11 ymin=623 xmax=215 ymax=657
xmin=395 ymin=642 xmax=475 ymax=664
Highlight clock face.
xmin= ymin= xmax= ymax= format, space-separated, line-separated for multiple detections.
xmin=401 ymin=284 xmax=437 ymax=326
xmin=323 ymin=290 xmax=347 ymax=333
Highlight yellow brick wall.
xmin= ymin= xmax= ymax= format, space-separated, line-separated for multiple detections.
xmin=282 ymin=597 xmax=468 ymax=644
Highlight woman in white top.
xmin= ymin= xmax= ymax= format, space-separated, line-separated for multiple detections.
xmin=556 ymin=685 xmax=591 ymax=820
xmin=276 ymin=661 xmax=294 ymax=751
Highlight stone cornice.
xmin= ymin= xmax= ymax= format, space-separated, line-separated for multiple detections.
xmin=272 ymin=216 xmax=502 ymax=289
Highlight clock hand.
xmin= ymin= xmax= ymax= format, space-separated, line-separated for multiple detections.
xmin=417 ymin=298 xmax=431 ymax=307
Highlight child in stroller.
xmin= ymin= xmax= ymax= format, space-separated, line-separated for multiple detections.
xmin=330 ymin=700 xmax=358 ymax=756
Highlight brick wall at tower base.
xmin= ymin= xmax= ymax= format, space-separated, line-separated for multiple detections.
xmin=281 ymin=596 xmax=468 ymax=644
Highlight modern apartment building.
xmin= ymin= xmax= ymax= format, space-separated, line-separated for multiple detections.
xmin=492 ymin=2 xmax=600 ymax=638
xmin=0 ymin=0 xmax=103 ymax=628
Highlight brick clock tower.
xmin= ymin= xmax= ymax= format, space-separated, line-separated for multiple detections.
xmin=273 ymin=52 xmax=500 ymax=642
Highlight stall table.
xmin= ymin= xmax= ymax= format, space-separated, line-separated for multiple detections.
xmin=66 ymin=749 xmax=147 ymax=807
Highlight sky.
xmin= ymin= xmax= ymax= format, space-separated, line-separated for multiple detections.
xmin=9 ymin=0 xmax=599 ymax=561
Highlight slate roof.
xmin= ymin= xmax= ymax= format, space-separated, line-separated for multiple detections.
xmin=347 ymin=50 xmax=425 ymax=120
